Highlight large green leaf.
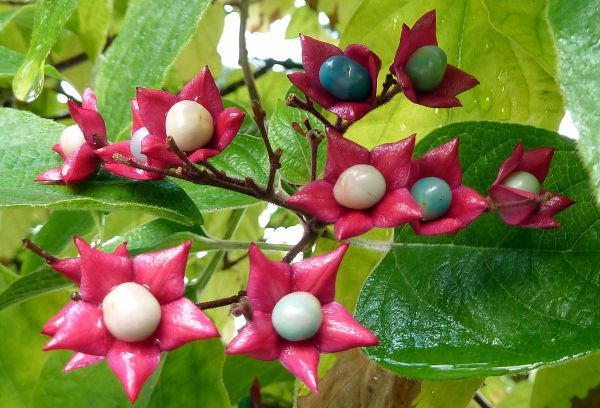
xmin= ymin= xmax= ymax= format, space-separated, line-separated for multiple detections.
xmin=340 ymin=0 xmax=564 ymax=148
xmin=175 ymin=134 xmax=270 ymax=212
xmin=356 ymin=122 xmax=598 ymax=379
xmin=530 ymin=353 xmax=600 ymax=408
xmin=93 ymin=0 xmax=211 ymax=139
xmin=269 ymin=97 xmax=327 ymax=184
xmin=0 ymin=108 xmax=202 ymax=226
xmin=165 ymin=3 xmax=224 ymax=91
xmin=549 ymin=1 xmax=600 ymax=203
xmin=11 ymin=0 xmax=76 ymax=101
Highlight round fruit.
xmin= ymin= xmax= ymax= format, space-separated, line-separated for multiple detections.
xmin=405 ymin=45 xmax=448 ymax=92
xmin=271 ymin=291 xmax=323 ymax=342
xmin=130 ymin=127 xmax=150 ymax=164
xmin=165 ymin=100 xmax=214 ymax=151
xmin=502 ymin=171 xmax=541 ymax=194
xmin=333 ymin=164 xmax=387 ymax=210
xmin=102 ymin=282 xmax=161 ymax=342
xmin=59 ymin=125 xmax=86 ymax=158
xmin=410 ymin=176 xmax=453 ymax=221
xmin=318 ymin=55 xmax=372 ymax=101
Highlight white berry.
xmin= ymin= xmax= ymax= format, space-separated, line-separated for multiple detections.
xmin=102 ymin=282 xmax=161 ymax=342
xmin=59 ymin=125 xmax=86 ymax=158
xmin=272 ymin=291 xmax=323 ymax=341
xmin=333 ymin=164 xmax=387 ymax=209
xmin=130 ymin=127 xmax=150 ymax=164
xmin=165 ymin=100 xmax=214 ymax=151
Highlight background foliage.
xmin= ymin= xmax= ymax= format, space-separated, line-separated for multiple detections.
xmin=0 ymin=0 xmax=598 ymax=407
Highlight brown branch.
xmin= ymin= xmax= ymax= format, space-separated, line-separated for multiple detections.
xmin=282 ymin=222 xmax=319 ymax=264
xmin=219 ymin=58 xmax=303 ymax=96
xmin=287 ymin=94 xmax=338 ymax=130
xmin=237 ymin=0 xmax=280 ymax=196
xmin=197 ymin=290 xmax=247 ymax=310
xmin=22 ymin=238 xmax=58 ymax=264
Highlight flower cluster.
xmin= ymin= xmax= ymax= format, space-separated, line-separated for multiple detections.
xmin=37 ymin=66 xmax=245 ymax=183
xmin=289 ymin=10 xmax=479 ymax=123
xmin=29 ymin=7 xmax=576 ymax=404
xmin=287 ymin=131 xmax=489 ymax=239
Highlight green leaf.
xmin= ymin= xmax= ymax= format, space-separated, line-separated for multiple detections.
xmin=148 ymin=339 xmax=230 ymax=408
xmin=0 ymin=208 xmax=45 ymax=261
xmin=0 ymin=268 xmax=71 ymax=312
xmin=175 ymin=134 xmax=269 ymax=212
xmin=356 ymin=121 xmax=598 ymax=379
xmin=223 ymin=356 xmax=294 ymax=404
xmin=77 ymin=0 xmax=112 ymax=61
xmin=530 ymin=353 xmax=600 ymax=408
xmin=414 ymin=378 xmax=482 ymax=408
xmin=0 ymin=108 xmax=202 ymax=226
xmin=20 ymin=210 xmax=95 ymax=274
xmin=286 ymin=6 xmax=332 ymax=42
xmin=93 ymin=0 xmax=211 ymax=139
xmin=496 ymin=380 xmax=532 ymax=408
xmin=340 ymin=0 xmax=564 ymax=148
xmin=0 ymin=292 xmax=65 ymax=407
xmin=315 ymin=0 xmax=363 ymax=31
xmin=269 ymin=97 xmax=326 ymax=184
xmin=549 ymin=1 xmax=600 ymax=204
xmin=0 ymin=5 xmax=33 ymax=33
xmin=165 ymin=3 xmax=225 ymax=91
xmin=0 ymin=45 xmax=60 ymax=79
xmin=12 ymin=0 xmax=77 ymax=101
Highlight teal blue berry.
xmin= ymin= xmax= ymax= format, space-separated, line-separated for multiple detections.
xmin=405 ymin=45 xmax=448 ymax=92
xmin=410 ymin=176 xmax=453 ymax=221
xmin=319 ymin=55 xmax=372 ymax=101
xmin=271 ymin=291 xmax=323 ymax=341
xmin=502 ymin=171 xmax=541 ymax=194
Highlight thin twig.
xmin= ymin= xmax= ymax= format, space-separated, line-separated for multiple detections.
xmin=197 ymin=290 xmax=247 ymax=310
xmin=237 ymin=0 xmax=280 ymax=195
xmin=282 ymin=222 xmax=319 ymax=264
xmin=112 ymin=153 xmax=192 ymax=181
xmin=22 ymin=238 xmax=58 ymax=264
xmin=307 ymin=129 xmax=323 ymax=181
xmin=287 ymin=94 xmax=337 ymax=130
xmin=219 ymin=58 xmax=303 ymax=96
xmin=473 ymin=392 xmax=492 ymax=408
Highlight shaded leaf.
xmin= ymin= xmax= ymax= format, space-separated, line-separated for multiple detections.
xmin=530 ymin=353 xmax=600 ymax=408
xmin=175 ymin=134 xmax=269 ymax=212
xmin=77 ymin=0 xmax=112 ymax=61
xmin=549 ymin=1 xmax=600 ymax=203
xmin=0 ymin=268 xmax=71 ymax=312
xmin=414 ymin=378 xmax=482 ymax=408
xmin=269 ymin=96 xmax=326 ymax=184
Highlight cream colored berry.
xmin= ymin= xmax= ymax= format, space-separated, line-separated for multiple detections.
xmin=59 ymin=125 xmax=86 ymax=158
xmin=333 ymin=164 xmax=387 ymax=209
xmin=165 ymin=100 xmax=214 ymax=151
xmin=102 ymin=282 xmax=161 ymax=342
